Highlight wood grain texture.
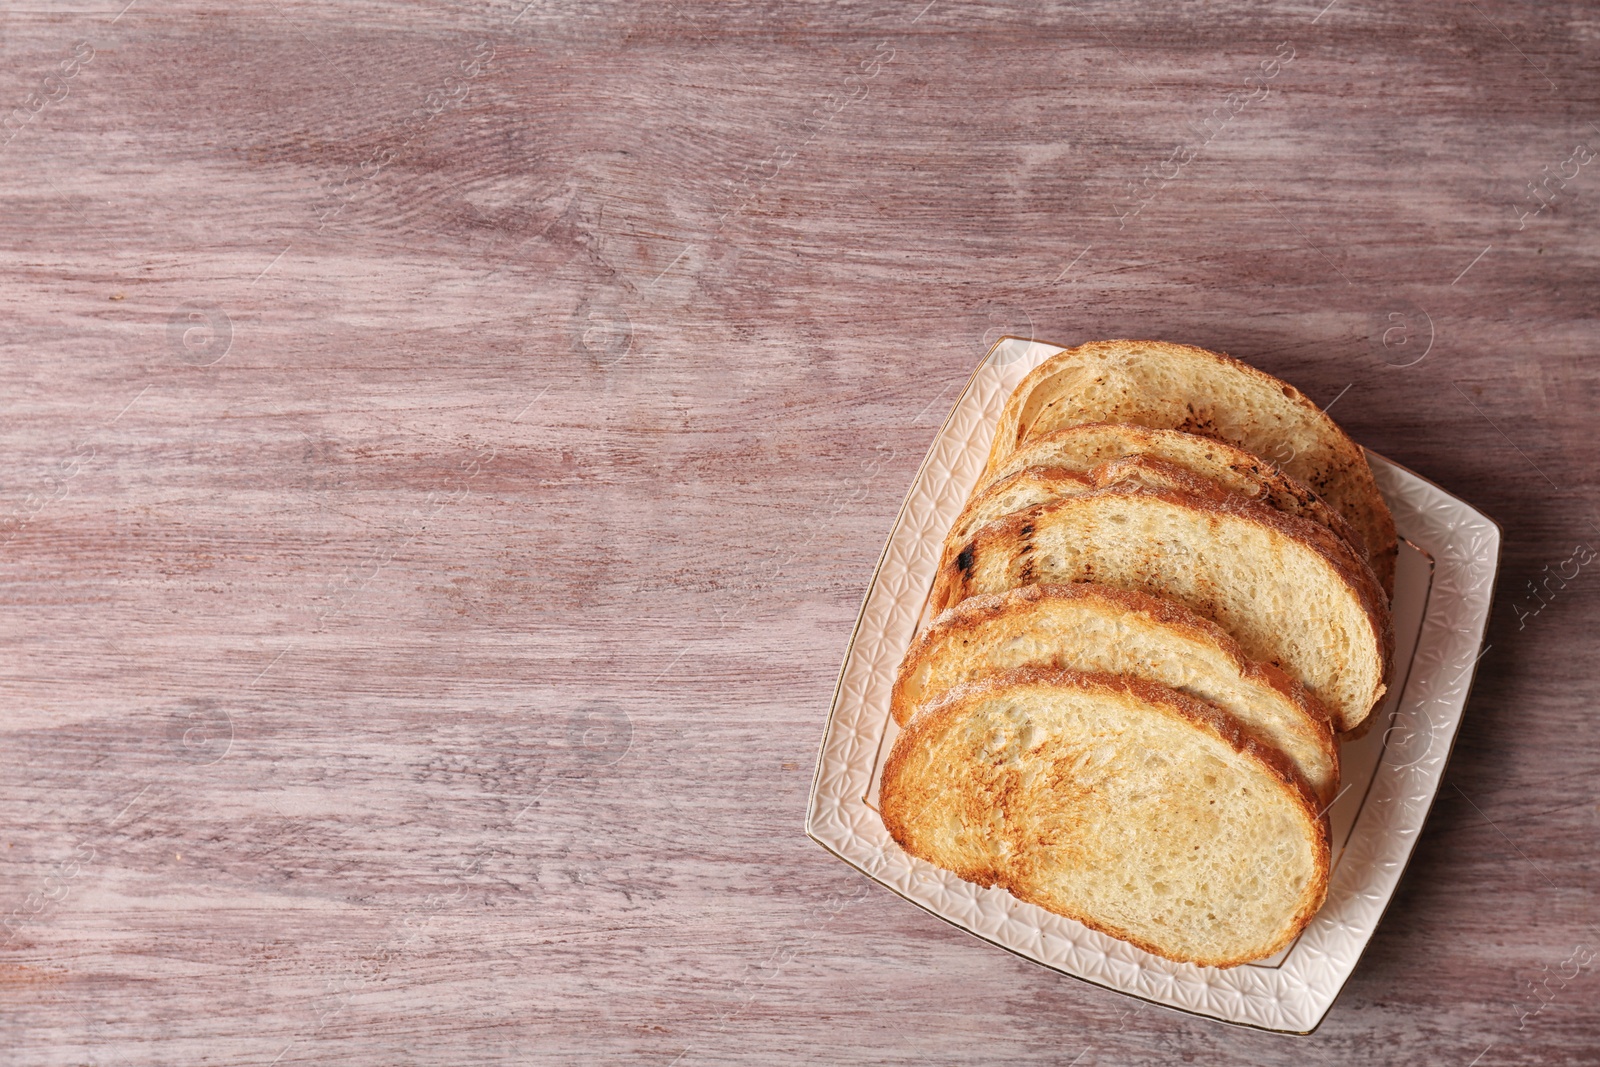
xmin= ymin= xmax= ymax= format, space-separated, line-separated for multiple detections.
xmin=1 ymin=1 xmax=1596 ymax=1064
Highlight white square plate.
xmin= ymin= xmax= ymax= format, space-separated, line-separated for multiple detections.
xmin=805 ymin=337 xmax=1501 ymax=1033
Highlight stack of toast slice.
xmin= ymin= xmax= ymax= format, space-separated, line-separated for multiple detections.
xmin=880 ymin=340 xmax=1396 ymax=968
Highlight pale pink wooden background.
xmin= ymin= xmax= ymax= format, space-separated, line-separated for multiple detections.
xmin=1 ymin=2 xmax=1596 ymax=1064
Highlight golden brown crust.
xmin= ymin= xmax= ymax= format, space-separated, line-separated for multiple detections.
xmin=987 ymin=340 xmax=1345 ymax=479
xmin=929 ymin=484 xmax=1394 ymax=731
xmin=1339 ymin=709 xmax=1380 ymax=742
xmin=987 ymin=422 xmax=1371 ymax=564
xmin=979 ymin=341 xmax=1398 ymax=597
xmin=881 ymin=666 xmax=1331 ymax=968
xmin=938 ymin=454 xmax=1303 ymax=586
xmin=940 ymin=465 xmax=1095 ymax=561
xmin=891 ymin=581 xmax=1338 ymax=754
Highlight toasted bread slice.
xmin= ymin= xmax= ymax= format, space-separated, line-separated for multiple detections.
xmin=945 ymin=465 xmax=1093 ymax=549
xmin=980 ymin=341 xmax=1397 ymax=595
xmin=981 ymin=423 xmax=1377 ymax=589
xmin=944 ymin=455 xmax=1263 ymax=563
xmin=892 ymin=583 xmax=1339 ymax=804
xmin=881 ymin=667 xmax=1330 ymax=968
xmin=932 ymin=486 xmax=1392 ymax=733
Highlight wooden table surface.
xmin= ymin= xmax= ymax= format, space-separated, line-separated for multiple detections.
xmin=2 ymin=2 xmax=1596 ymax=1064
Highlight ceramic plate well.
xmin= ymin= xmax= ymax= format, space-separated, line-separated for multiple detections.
xmin=805 ymin=336 xmax=1500 ymax=1033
